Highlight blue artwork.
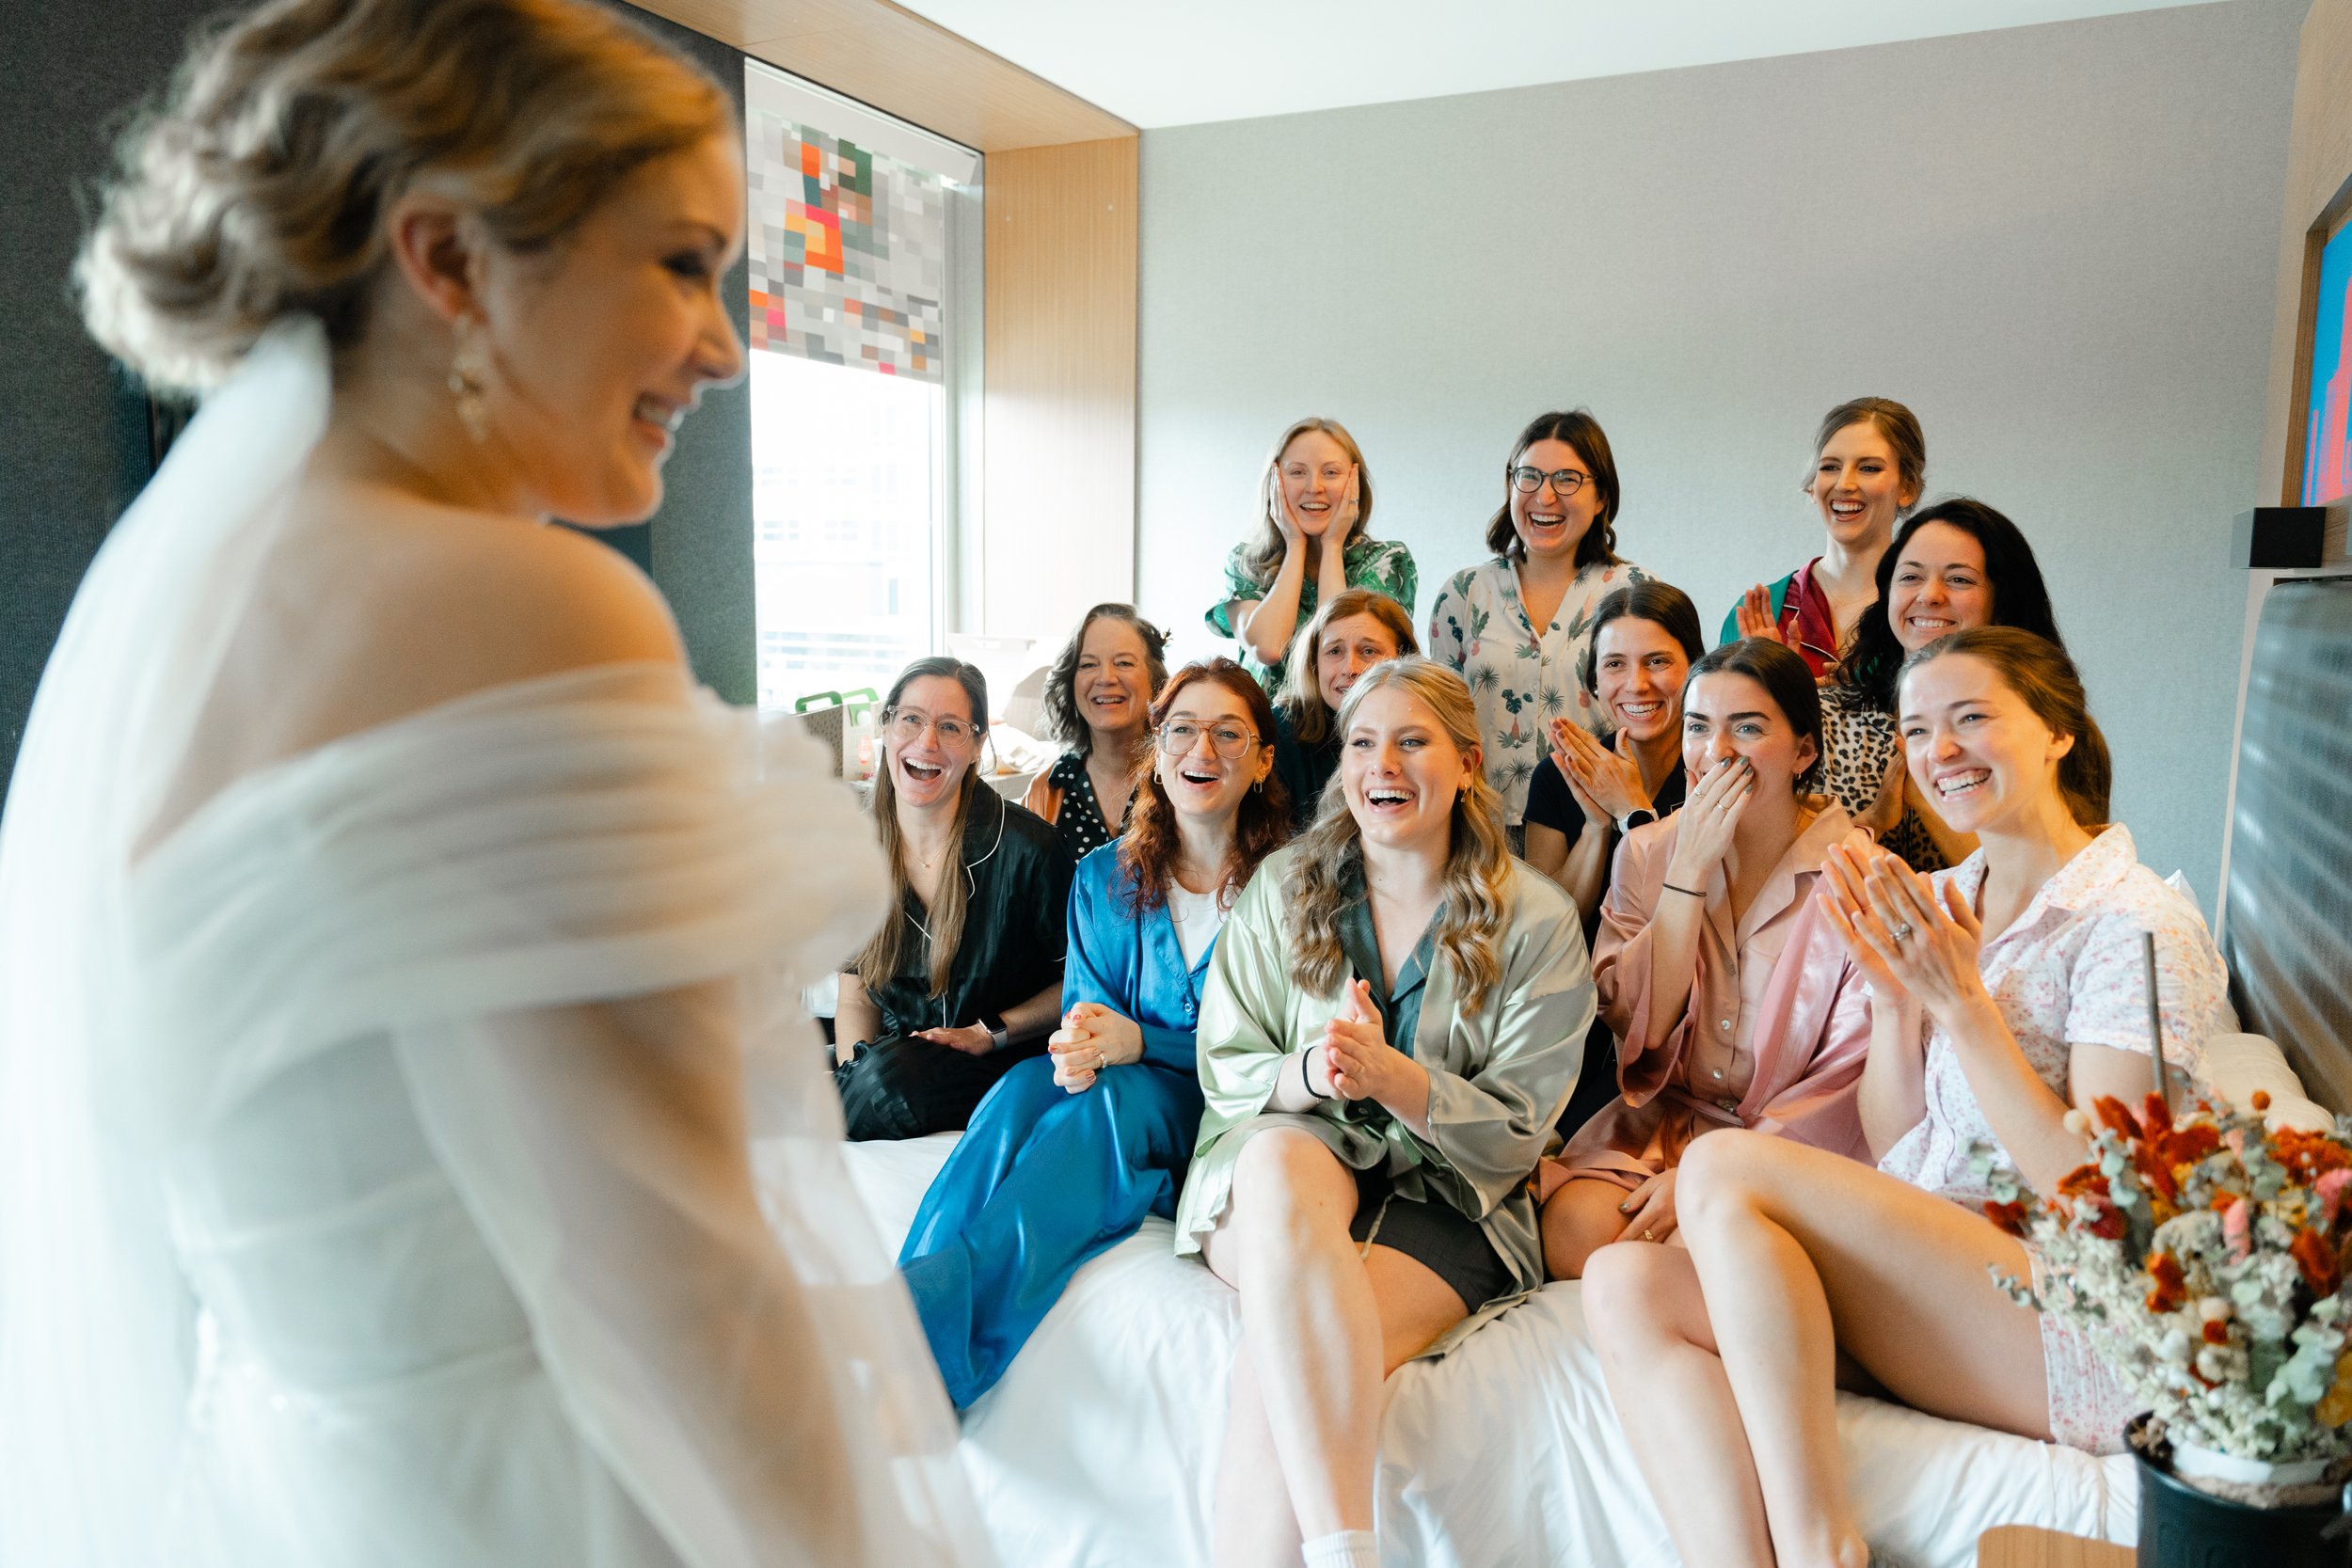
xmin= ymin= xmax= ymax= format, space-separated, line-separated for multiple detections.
xmin=2303 ymin=219 xmax=2352 ymax=505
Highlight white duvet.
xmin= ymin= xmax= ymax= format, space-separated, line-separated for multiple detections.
xmin=840 ymin=1135 xmax=2137 ymax=1568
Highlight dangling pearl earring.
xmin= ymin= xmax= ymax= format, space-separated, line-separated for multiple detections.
xmin=447 ymin=315 xmax=491 ymax=443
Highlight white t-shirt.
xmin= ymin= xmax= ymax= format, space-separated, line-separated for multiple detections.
xmin=1167 ymin=881 xmax=1227 ymax=971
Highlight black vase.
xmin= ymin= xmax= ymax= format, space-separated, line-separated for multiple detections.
xmin=2130 ymin=1416 xmax=2347 ymax=1567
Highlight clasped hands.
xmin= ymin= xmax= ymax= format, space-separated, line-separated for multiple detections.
xmin=1310 ymin=977 xmax=1426 ymax=1110
xmin=1547 ymin=718 xmax=1650 ymax=829
xmin=1047 ymin=1002 xmax=1144 ymax=1094
xmin=1817 ymin=839 xmax=1988 ymax=1021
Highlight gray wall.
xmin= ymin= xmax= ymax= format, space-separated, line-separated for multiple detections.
xmin=1137 ymin=0 xmax=2305 ymax=901
xmin=0 ymin=1 xmax=755 ymax=810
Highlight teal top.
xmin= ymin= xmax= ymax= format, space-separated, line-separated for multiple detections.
xmin=1335 ymin=889 xmax=1437 ymax=1069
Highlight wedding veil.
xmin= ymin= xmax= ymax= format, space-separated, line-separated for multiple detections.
xmin=0 ymin=320 xmax=986 ymax=1567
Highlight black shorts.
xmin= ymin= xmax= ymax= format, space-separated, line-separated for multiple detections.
xmin=1347 ymin=1168 xmax=1516 ymax=1312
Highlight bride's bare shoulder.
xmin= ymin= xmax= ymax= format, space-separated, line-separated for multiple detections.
xmin=177 ymin=483 xmax=686 ymax=797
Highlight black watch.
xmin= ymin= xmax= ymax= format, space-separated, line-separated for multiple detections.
xmin=980 ymin=1012 xmax=1010 ymax=1051
xmin=1616 ymin=807 xmax=1658 ymax=835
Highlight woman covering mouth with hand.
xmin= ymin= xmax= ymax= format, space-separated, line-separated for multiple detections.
xmin=1821 ymin=498 xmax=2067 ymax=873
xmin=900 ymin=658 xmax=1289 ymax=1407
xmin=1207 ymin=418 xmax=1417 ymax=698
xmin=1271 ymin=587 xmax=1419 ymax=829
xmin=1176 ymin=657 xmax=1592 ymax=1568
xmin=1727 ymin=397 xmax=1925 ymax=679
xmin=1581 ymin=628 xmax=2231 ymax=1568
xmin=1025 ymin=603 xmax=1169 ymax=860
xmin=1428 ymin=410 xmax=1651 ymax=844
xmin=834 ymin=657 xmax=1075 ymax=1141
xmin=1535 ymin=639 xmax=1871 ymax=1280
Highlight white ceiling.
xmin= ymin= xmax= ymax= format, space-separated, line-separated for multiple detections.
xmin=893 ymin=0 xmax=2221 ymax=130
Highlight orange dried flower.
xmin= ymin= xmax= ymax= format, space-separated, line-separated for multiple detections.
xmin=2057 ymin=1164 xmax=2109 ymax=1202
xmin=2155 ymin=1123 xmax=2222 ymax=1169
xmin=2201 ymin=1320 xmax=2231 ymax=1345
xmin=2291 ymin=1227 xmax=2342 ymax=1298
xmin=1984 ymin=1199 xmax=2029 ymax=1237
xmin=2276 ymin=1128 xmax=2352 ymax=1183
xmin=2094 ymin=1096 xmax=2142 ymax=1140
xmin=2252 ymin=1089 xmax=2274 ymax=1113
xmin=2145 ymin=1251 xmax=2187 ymax=1314
xmin=2141 ymin=1092 xmax=2174 ymax=1133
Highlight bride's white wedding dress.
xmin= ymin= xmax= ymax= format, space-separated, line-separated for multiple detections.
xmin=0 ymin=322 xmax=984 ymax=1568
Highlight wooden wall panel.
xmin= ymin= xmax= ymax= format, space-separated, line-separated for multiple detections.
xmin=2258 ymin=0 xmax=2352 ymax=507
xmin=630 ymin=0 xmax=1131 ymax=151
xmin=979 ymin=137 xmax=1141 ymax=641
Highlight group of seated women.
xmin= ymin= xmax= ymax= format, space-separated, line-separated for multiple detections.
xmin=825 ymin=393 xmax=2237 ymax=1568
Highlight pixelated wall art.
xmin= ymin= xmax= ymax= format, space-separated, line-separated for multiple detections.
xmin=746 ymin=109 xmax=950 ymax=384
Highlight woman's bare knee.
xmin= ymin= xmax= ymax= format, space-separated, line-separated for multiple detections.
xmin=1675 ymin=1128 xmax=1784 ymax=1233
xmin=1581 ymin=1240 xmax=1711 ymax=1366
xmin=1229 ymin=1129 xmax=1355 ymax=1251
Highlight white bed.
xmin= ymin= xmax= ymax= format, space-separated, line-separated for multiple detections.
xmin=828 ymin=1034 xmax=2329 ymax=1568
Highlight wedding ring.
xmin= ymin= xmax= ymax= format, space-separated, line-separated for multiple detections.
xmin=1888 ymin=921 xmax=1915 ymax=943
xmin=1641 ymin=1228 xmax=1655 ymax=1242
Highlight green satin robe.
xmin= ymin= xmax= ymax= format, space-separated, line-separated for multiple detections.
xmin=1174 ymin=844 xmax=1596 ymax=1356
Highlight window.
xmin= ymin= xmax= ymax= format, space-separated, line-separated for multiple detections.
xmin=742 ymin=63 xmax=980 ymax=709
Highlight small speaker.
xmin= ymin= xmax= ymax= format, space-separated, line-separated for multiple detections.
xmin=2233 ymin=506 xmax=2328 ymax=569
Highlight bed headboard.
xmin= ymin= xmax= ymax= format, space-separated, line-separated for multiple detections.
xmin=2220 ymin=575 xmax=2352 ymax=1111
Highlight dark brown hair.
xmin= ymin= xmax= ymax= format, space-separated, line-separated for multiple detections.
xmin=1900 ymin=627 xmax=2110 ymax=827
xmin=1683 ymin=637 xmax=1825 ymax=793
xmin=1577 ymin=580 xmax=1705 ymax=695
xmin=1808 ymin=396 xmax=1926 ymax=509
xmin=1485 ymin=409 xmax=1622 ymax=566
xmin=1838 ymin=497 xmax=2065 ymax=713
xmin=1040 ymin=603 xmax=1169 ymax=753
xmin=855 ymin=657 xmax=991 ymax=995
xmin=1119 ymin=659 xmax=1291 ymax=913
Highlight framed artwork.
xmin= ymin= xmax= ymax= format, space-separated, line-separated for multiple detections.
xmin=2300 ymin=214 xmax=2352 ymax=506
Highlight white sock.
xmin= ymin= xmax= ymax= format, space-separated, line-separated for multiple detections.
xmin=1301 ymin=1528 xmax=1379 ymax=1568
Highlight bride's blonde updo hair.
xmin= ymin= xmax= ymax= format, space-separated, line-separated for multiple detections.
xmin=78 ymin=0 xmax=732 ymax=394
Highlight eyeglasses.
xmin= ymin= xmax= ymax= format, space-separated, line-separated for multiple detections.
xmin=1156 ymin=721 xmax=1259 ymax=760
xmin=1509 ymin=466 xmax=1590 ymax=497
xmin=886 ymin=707 xmax=977 ymax=748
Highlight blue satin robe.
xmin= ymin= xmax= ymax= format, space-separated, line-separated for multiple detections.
xmin=898 ymin=844 xmax=1213 ymax=1408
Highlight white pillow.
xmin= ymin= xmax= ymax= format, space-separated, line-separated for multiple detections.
xmin=2201 ymin=1033 xmax=2334 ymax=1132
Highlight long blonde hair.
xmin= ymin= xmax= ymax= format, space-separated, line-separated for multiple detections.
xmin=1282 ymin=657 xmax=1515 ymax=1015
xmin=1238 ymin=417 xmax=1377 ymax=589
xmin=854 ymin=657 xmax=991 ymax=997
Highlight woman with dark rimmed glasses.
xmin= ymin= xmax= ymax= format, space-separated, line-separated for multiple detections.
xmin=898 ymin=658 xmax=1289 ymax=1405
xmin=834 ymin=657 xmax=1074 ymax=1139
xmin=1427 ymin=409 xmax=1651 ymax=847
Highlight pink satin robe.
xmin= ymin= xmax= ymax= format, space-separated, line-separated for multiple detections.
xmin=1544 ymin=802 xmax=1872 ymax=1193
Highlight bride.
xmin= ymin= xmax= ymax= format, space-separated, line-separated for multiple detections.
xmin=0 ymin=2 xmax=982 ymax=1564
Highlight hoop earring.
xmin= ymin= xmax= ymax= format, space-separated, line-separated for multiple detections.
xmin=447 ymin=315 xmax=491 ymax=444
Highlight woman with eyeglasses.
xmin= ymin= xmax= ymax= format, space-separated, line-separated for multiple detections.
xmin=1207 ymin=417 xmax=1417 ymax=698
xmin=1177 ymin=657 xmax=1592 ymax=1568
xmin=899 ymin=658 xmax=1290 ymax=1406
xmin=1022 ymin=603 xmax=1169 ymax=860
xmin=1271 ymin=587 xmax=1419 ymax=829
xmin=834 ymin=657 xmax=1075 ymax=1141
xmin=1428 ymin=410 xmax=1650 ymax=845
xmin=1724 ymin=397 xmax=1925 ymax=679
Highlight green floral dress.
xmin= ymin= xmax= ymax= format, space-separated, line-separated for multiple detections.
xmin=1205 ymin=535 xmax=1418 ymax=697
xmin=1426 ymin=556 xmax=1652 ymax=826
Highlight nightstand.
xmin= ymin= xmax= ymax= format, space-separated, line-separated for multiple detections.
xmin=1975 ymin=1524 xmax=2133 ymax=1566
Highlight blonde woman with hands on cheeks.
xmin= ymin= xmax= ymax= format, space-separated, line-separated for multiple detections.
xmin=1207 ymin=419 xmax=1417 ymax=697
xmin=1580 ymin=628 xmax=2233 ymax=1568
xmin=1175 ymin=657 xmax=1593 ymax=1568
xmin=1536 ymin=639 xmax=1869 ymax=1280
